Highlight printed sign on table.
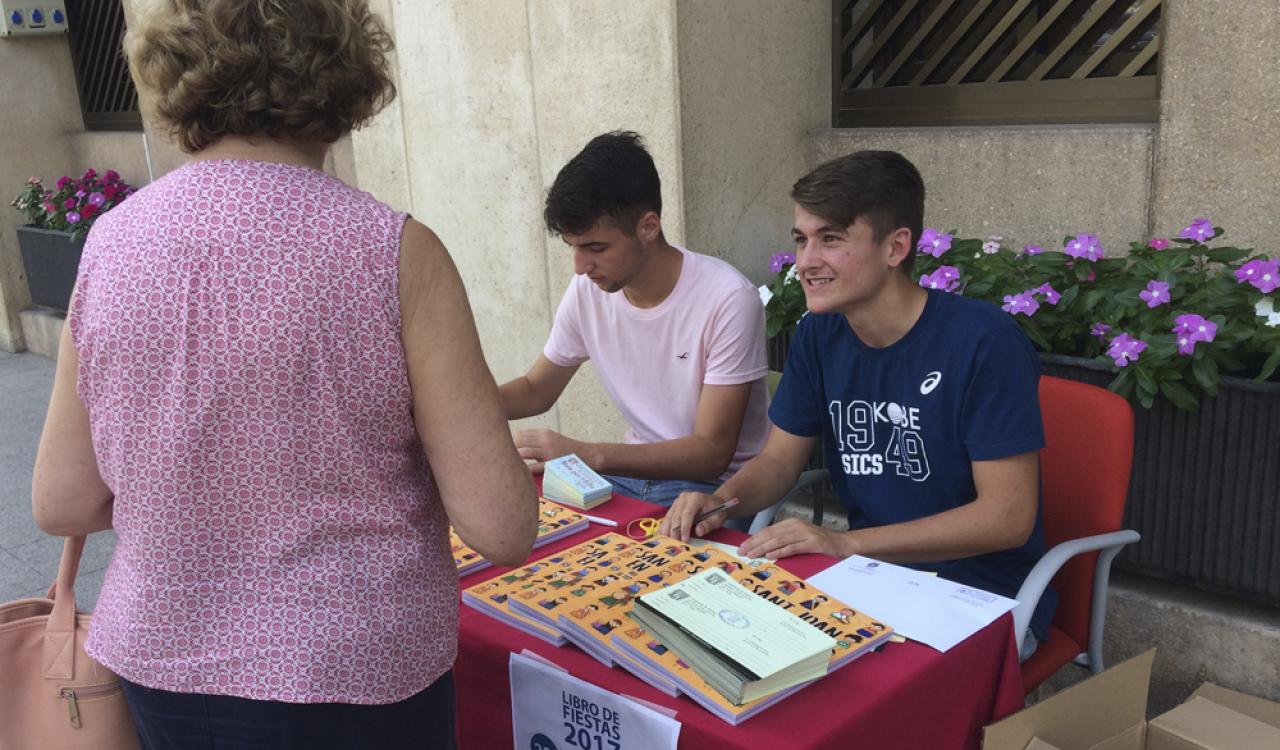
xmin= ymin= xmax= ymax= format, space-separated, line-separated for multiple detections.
xmin=510 ymin=651 xmax=680 ymax=750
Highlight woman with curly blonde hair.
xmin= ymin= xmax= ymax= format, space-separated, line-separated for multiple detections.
xmin=31 ymin=1 xmax=538 ymax=747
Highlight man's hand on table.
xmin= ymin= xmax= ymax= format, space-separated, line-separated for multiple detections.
xmin=737 ymin=518 xmax=851 ymax=560
xmin=659 ymin=491 xmax=731 ymax=541
xmin=513 ymin=428 xmax=585 ymax=474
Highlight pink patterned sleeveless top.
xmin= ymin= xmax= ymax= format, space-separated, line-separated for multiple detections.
xmin=71 ymin=159 xmax=457 ymax=704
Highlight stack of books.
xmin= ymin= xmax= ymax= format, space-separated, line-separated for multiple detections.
xmin=542 ymin=454 xmax=612 ymax=509
xmin=629 ymin=569 xmax=834 ymax=707
xmin=450 ymin=499 xmax=590 ymax=577
xmin=460 ymin=532 xmax=895 ymax=724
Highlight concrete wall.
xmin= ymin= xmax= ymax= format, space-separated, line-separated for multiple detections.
xmin=0 ymin=34 xmax=84 ymax=352
xmin=676 ymin=0 xmax=829 ymax=284
xmin=808 ymin=125 xmax=1156 ymax=256
xmin=1152 ymin=0 xmax=1280 ymax=252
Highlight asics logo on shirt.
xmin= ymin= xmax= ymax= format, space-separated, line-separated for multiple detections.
xmin=676 ymin=352 xmax=689 ymax=360
xmin=920 ymin=371 xmax=942 ymax=395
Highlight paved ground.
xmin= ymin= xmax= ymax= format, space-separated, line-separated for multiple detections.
xmin=0 ymin=349 xmax=113 ymax=609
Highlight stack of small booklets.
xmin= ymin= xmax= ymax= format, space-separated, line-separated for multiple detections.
xmin=460 ymin=532 xmax=894 ymax=724
xmin=450 ymin=499 xmax=590 ymax=577
xmin=541 ymin=454 xmax=612 ymax=509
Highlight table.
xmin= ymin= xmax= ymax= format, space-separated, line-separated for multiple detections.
xmin=453 ymin=496 xmax=1025 ymax=749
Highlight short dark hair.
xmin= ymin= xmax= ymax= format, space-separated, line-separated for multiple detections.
xmin=791 ymin=151 xmax=925 ymax=274
xmin=544 ymin=131 xmax=662 ymax=236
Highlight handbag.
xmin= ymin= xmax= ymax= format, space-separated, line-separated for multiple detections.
xmin=0 ymin=535 xmax=139 ymax=749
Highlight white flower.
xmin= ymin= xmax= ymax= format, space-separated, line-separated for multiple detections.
xmin=758 ymin=284 xmax=773 ymax=307
xmin=784 ymin=265 xmax=799 ymax=285
xmin=982 ymin=240 xmax=1000 ymax=254
xmin=1256 ymin=296 xmax=1280 ymax=327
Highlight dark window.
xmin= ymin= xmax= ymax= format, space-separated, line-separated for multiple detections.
xmin=833 ymin=0 xmax=1162 ymax=127
xmin=66 ymin=0 xmax=141 ymax=131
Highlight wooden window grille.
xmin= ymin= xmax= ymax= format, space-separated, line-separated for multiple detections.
xmin=833 ymin=0 xmax=1162 ymax=127
xmin=66 ymin=0 xmax=141 ymax=131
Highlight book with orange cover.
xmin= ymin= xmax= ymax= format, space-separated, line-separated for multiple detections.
xmin=507 ymin=537 xmax=696 ymax=635
xmin=450 ymin=499 xmax=591 ymax=577
xmin=608 ymin=543 xmax=895 ymax=725
xmin=461 ymin=533 xmax=634 ymax=642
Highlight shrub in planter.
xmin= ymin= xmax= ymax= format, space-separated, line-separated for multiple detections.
xmin=760 ymin=220 xmax=1280 ymax=410
xmin=9 ymin=169 xmax=135 ymax=309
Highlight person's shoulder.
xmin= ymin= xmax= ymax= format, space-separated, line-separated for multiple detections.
xmin=683 ymin=247 xmax=756 ymax=293
xmin=931 ymin=290 xmax=1020 ymax=338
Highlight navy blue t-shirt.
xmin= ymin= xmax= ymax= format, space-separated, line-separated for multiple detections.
xmin=770 ymin=290 xmax=1056 ymax=641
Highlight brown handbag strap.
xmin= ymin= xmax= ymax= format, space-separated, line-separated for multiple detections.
xmin=43 ymin=535 xmax=86 ymax=680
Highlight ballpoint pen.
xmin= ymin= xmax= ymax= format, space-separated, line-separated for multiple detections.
xmin=670 ymin=497 xmax=739 ymax=537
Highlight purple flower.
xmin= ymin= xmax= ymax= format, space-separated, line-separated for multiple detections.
xmin=65 ymin=211 xmax=81 ymax=224
xmin=1091 ymin=323 xmax=1112 ymax=340
xmin=1235 ymin=258 xmax=1280 ymax=293
xmin=1064 ymin=233 xmax=1104 ymax=262
xmin=769 ymin=252 xmax=796 ymax=274
xmin=1139 ymin=280 xmax=1171 ymax=308
xmin=919 ymin=265 xmax=961 ymax=293
xmin=917 ymin=228 xmax=953 ymax=258
xmin=1148 ymin=238 xmax=1169 ymax=250
xmin=1022 ymin=244 xmax=1044 ymax=256
xmin=1106 ymin=333 xmax=1147 ymax=368
xmin=1179 ymin=218 xmax=1214 ymax=243
xmin=1001 ymin=291 xmax=1040 ymax=317
xmin=1037 ymin=283 xmax=1061 ymax=305
xmin=87 ymin=192 xmax=106 ymax=207
xmin=1172 ymin=314 xmax=1218 ymax=356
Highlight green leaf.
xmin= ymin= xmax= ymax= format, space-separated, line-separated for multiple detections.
xmin=1191 ymin=357 xmax=1220 ymax=395
xmin=1256 ymin=349 xmax=1280 ymax=383
xmin=1018 ymin=317 xmax=1053 ymax=351
xmin=1158 ymin=380 xmax=1199 ymax=411
xmin=1134 ymin=366 xmax=1157 ymax=395
xmin=1209 ymin=247 xmax=1251 ymax=263
xmin=1137 ymin=388 xmax=1155 ymax=409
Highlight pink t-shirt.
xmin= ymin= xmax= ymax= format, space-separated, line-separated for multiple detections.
xmin=544 ymin=246 xmax=769 ymax=479
xmin=72 ymin=160 xmax=457 ymax=704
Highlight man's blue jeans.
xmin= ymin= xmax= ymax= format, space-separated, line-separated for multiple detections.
xmin=601 ymin=475 xmax=718 ymax=507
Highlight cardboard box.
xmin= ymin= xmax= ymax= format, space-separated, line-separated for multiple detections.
xmin=984 ymin=649 xmax=1280 ymax=750
xmin=1146 ymin=682 xmax=1280 ymax=750
xmin=984 ymin=651 xmax=1153 ymax=750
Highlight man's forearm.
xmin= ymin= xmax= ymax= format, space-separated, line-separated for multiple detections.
xmin=499 ymin=377 xmax=550 ymax=420
xmin=834 ymin=498 xmax=1034 ymax=563
xmin=714 ymin=451 xmax=807 ymax=519
xmin=586 ymin=436 xmax=734 ymax=482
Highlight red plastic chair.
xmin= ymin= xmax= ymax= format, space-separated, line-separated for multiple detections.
xmin=1014 ymin=376 xmax=1140 ymax=693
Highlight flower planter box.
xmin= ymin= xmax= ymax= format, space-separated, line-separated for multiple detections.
xmin=1039 ymin=354 xmax=1280 ymax=607
xmin=16 ymin=225 xmax=84 ymax=310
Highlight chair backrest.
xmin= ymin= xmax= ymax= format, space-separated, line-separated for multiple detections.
xmin=1038 ymin=375 xmax=1135 ymax=646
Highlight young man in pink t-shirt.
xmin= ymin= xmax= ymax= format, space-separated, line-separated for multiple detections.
xmin=499 ymin=131 xmax=769 ymax=507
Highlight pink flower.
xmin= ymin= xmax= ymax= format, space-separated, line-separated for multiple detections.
xmin=104 ymin=169 xmax=120 ymax=182
xmin=56 ymin=176 xmax=72 ymax=190
xmin=82 ymin=168 xmax=97 ymax=181
xmin=1148 ymin=238 xmax=1169 ymax=250
xmin=62 ymin=197 xmax=77 ymax=210
xmin=42 ymin=202 xmax=57 ymax=213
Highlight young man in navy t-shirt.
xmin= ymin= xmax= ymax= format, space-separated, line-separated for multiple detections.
xmin=659 ymin=150 xmax=1056 ymax=655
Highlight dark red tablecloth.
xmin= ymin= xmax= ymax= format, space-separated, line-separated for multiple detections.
xmin=454 ymin=496 xmax=1025 ymax=749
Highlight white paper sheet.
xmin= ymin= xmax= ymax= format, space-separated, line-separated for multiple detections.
xmin=806 ymin=555 xmax=1017 ymax=652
